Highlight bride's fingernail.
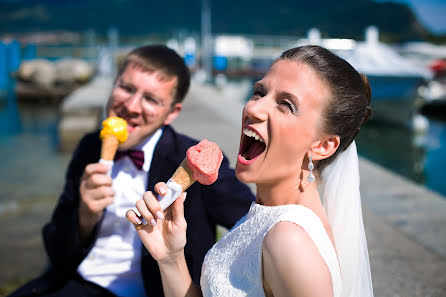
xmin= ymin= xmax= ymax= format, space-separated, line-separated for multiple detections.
xmin=150 ymin=219 xmax=157 ymax=226
xmin=159 ymin=187 xmax=167 ymax=195
xmin=134 ymin=217 xmax=142 ymax=225
xmin=156 ymin=211 xmax=164 ymax=220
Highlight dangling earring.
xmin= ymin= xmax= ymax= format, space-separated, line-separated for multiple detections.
xmin=307 ymin=156 xmax=315 ymax=183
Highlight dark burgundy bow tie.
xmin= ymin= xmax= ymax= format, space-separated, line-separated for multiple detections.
xmin=115 ymin=150 xmax=145 ymax=170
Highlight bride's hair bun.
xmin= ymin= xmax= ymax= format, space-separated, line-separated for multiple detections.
xmin=359 ymin=73 xmax=372 ymax=126
xmin=343 ymin=73 xmax=373 ymax=149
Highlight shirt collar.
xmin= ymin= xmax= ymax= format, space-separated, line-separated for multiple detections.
xmin=133 ymin=127 xmax=164 ymax=172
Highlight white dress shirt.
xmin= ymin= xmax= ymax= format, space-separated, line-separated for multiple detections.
xmin=78 ymin=128 xmax=163 ymax=297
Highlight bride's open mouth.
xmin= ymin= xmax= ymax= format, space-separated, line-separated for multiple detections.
xmin=238 ymin=127 xmax=266 ymax=165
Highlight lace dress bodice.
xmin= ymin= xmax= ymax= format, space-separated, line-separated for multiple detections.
xmin=200 ymin=202 xmax=342 ymax=297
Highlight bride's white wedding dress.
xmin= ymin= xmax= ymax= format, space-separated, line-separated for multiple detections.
xmin=200 ymin=142 xmax=374 ymax=297
xmin=200 ymin=202 xmax=342 ymax=297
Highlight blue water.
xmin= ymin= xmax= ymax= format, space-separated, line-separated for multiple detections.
xmin=0 ymin=82 xmax=71 ymax=209
xmin=356 ymin=118 xmax=446 ymax=197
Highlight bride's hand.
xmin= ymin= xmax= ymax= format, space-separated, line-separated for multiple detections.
xmin=126 ymin=182 xmax=187 ymax=263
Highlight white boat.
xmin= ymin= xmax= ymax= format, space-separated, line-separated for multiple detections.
xmin=396 ymin=43 xmax=446 ymax=117
xmin=296 ymin=27 xmax=433 ymax=127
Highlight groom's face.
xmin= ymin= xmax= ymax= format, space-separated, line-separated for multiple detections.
xmin=106 ymin=63 xmax=182 ymax=150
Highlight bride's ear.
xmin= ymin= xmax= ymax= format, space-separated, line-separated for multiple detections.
xmin=310 ymin=135 xmax=340 ymax=161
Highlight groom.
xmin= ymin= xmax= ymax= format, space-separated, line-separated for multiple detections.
xmin=9 ymin=45 xmax=254 ymax=297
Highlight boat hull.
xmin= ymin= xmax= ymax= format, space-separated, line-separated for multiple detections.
xmin=367 ymin=75 xmax=424 ymax=126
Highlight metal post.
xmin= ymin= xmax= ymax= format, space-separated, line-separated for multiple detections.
xmin=23 ymin=43 xmax=37 ymax=61
xmin=7 ymin=40 xmax=21 ymax=73
xmin=0 ymin=42 xmax=7 ymax=91
xmin=86 ymin=29 xmax=97 ymax=61
xmin=108 ymin=27 xmax=119 ymax=78
xmin=201 ymin=0 xmax=212 ymax=82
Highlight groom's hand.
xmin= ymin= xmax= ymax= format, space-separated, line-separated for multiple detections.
xmin=78 ymin=162 xmax=114 ymax=242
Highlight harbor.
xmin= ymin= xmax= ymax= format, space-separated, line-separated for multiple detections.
xmin=1 ymin=13 xmax=446 ymax=297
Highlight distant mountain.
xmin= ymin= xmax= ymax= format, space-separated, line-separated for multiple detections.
xmin=0 ymin=0 xmax=432 ymax=42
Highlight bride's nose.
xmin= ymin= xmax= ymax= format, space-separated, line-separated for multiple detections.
xmin=244 ymin=97 xmax=269 ymax=122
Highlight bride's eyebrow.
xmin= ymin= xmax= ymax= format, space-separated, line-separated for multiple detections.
xmin=277 ymin=91 xmax=299 ymax=106
xmin=253 ymin=82 xmax=265 ymax=91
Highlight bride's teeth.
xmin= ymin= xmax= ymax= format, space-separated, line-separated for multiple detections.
xmin=243 ymin=128 xmax=264 ymax=143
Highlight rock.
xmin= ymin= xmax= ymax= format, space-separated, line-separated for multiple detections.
xmin=16 ymin=59 xmax=56 ymax=89
xmin=55 ymin=59 xmax=94 ymax=84
xmin=14 ymin=58 xmax=94 ymax=103
xmin=16 ymin=59 xmax=94 ymax=87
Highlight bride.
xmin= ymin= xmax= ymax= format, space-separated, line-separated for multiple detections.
xmin=126 ymin=45 xmax=374 ymax=297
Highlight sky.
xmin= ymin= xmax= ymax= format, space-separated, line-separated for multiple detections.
xmin=375 ymin=0 xmax=446 ymax=33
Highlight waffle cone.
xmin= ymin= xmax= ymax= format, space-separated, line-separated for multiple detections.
xmin=171 ymin=159 xmax=196 ymax=192
xmin=101 ymin=135 xmax=119 ymax=161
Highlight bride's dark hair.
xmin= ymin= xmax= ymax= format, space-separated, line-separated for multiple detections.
xmin=278 ymin=45 xmax=372 ymax=176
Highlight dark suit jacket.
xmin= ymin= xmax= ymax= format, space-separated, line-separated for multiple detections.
xmin=10 ymin=125 xmax=255 ymax=297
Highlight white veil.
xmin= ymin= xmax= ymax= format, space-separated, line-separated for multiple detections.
xmin=319 ymin=141 xmax=374 ymax=297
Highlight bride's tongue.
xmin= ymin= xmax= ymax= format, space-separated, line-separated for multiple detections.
xmin=244 ymin=140 xmax=266 ymax=160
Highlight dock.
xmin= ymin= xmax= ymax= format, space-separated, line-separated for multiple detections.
xmin=2 ymin=77 xmax=445 ymax=296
